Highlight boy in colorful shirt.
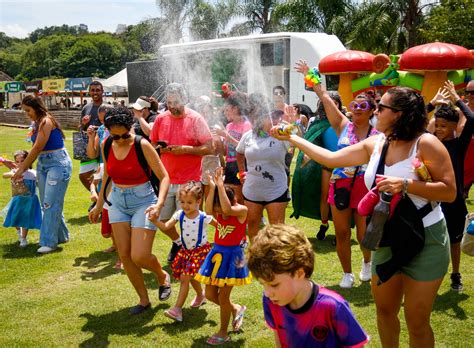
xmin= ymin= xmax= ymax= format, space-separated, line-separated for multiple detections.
xmin=247 ymin=224 xmax=369 ymax=347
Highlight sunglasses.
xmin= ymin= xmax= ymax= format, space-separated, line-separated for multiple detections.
xmin=111 ymin=133 xmax=131 ymax=141
xmin=466 ymin=90 xmax=474 ymax=95
xmin=349 ymin=100 xmax=370 ymax=111
xmin=377 ymin=103 xmax=401 ymax=113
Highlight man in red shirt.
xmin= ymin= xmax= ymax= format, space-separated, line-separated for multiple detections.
xmin=150 ymin=83 xmax=213 ymax=262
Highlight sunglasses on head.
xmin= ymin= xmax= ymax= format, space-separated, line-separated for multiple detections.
xmin=377 ymin=103 xmax=401 ymax=113
xmin=111 ymin=133 xmax=131 ymax=141
xmin=349 ymin=100 xmax=370 ymax=111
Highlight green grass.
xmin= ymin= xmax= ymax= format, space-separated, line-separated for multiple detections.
xmin=0 ymin=125 xmax=473 ymax=347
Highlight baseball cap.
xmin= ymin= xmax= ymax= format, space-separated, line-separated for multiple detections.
xmin=132 ymin=98 xmax=151 ymax=110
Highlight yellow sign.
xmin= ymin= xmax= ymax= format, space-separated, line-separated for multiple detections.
xmin=42 ymin=79 xmax=66 ymax=92
xmin=0 ymin=81 xmax=6 ymax=92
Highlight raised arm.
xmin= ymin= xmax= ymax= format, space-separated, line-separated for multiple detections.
xmin=270 ymin=129 xmax=374 ymax=169
xmin=215 ymin=167 xmax=247 ymax=221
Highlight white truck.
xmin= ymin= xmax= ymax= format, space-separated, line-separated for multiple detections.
xmin=128 ymin=32 xmax=345 ymax=110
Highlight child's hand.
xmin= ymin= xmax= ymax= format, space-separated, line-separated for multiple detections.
xmin=145 ymin=204 xmax=162 ymax=222
xmin=443 ymin=80 xmax=461 ymax=103
xmin=206 ymin=170 xmax=216 ymax=188
xmin=214 ymin=167 xmax=225 ymax=186
xmin=430 ymin=87 xmax=450 ymax=106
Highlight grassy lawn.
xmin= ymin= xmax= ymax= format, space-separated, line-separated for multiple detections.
xmin=0 ymin=125 xmax=472 ymax=347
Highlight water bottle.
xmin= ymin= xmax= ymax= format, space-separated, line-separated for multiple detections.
xmin=361 ymin=192 xmax=393 ymax=251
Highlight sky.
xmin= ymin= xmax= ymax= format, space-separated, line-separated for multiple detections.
xmin=0 ymin=0 xmax=159 ymax=38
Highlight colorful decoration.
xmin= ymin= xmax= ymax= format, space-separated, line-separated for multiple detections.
xmin=304 ymin=68 xmax=322 ymax=89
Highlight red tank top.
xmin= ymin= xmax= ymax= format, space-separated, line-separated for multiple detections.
xmin=214 ymin=214 xmax=247 ymax=246
xmin=106 ymin=142 xmax=149 ymax=185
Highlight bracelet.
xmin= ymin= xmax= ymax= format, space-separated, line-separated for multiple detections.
xmin=402 ymin=178 xmax=409 ymax=197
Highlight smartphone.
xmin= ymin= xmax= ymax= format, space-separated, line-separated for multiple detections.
xmin=155 ymin=141 xmax=168 ymax=148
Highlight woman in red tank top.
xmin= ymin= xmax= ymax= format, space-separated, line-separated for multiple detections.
xmin=89 ymin=108 xmax=171 ymax=315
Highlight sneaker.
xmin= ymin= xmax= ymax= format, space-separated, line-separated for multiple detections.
xmin=164 ymin=307 xmax=183 ymax=322
xmin=339 ymin=273 xmax=355 ymax=289
xmin=129 ymin=303 xmax=151 ymax=315
xmin=37 ymin=246 xmax=57 ymax=254
xmin=450 ymin=272 xmax=463 ymax=292
xmin=167 ymin=242 xmax=181 ymax=263
xmin=159 ymin=271 xmax=172 ymax=301
xmin=316 ymin=224 xmax=329 ymax=241
xmin=19 ymin=238 xmax=28 ymax=248
xmin=359 ymin=260 xmax=372 ymax=282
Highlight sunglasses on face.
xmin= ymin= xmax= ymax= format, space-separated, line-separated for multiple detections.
xmin=377 ymin=103 xmax=401 ymax=113
xmin=466 ymin=90 xmax=474 ymax=95
xmin=349 ymin=100 xmax=370 ymax=111
xmin=111 ymin=133 xmax=131 ymax=141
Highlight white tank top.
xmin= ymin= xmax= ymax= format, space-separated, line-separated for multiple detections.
xmin=364 ymin=134 xmax=443 ymax=227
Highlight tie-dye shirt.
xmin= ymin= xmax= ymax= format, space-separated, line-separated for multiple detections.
xmin=263 ymin=283 xmax=369 ymax=347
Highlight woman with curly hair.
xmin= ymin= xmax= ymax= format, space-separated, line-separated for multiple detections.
xmin=12 ymin=95 xmax=72 ymax=254
xmin=89 ymin=107 xmax=172 ymax=315
xmin=272 ymin=86 xmax=455 ymax=347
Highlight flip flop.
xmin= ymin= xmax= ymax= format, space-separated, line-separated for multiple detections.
xmin=232 ymin=305 xmax=247 ymax=332
xmin=190 ymin=293 xmax=207 ymax=308
xmin=206 ymin=334 xmax=230 ymax=346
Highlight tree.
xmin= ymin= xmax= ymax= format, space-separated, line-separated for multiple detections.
xmin=272 ymin=0 xmax=349 ymax=33
xmin=420 ymin=0 xmax=474 ymax=48
xmin=329 ymin=0 xmax=431 ymax=54
xmin=189 ymin=0 xmax=239 ymax=40
xmin=29 ymin=24 xmax=88 ymax=43
xmin=238 ymin=0 xmax=282 ymax=33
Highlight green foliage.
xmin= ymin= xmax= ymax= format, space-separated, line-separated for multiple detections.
xmin=190 ymin=1 xmax=219 ymax=40
xmin=29 ymin=24 xmax=88 ymax=43
xmin=211 ymin=49 xmax=245 ymax=90
xmin=273 ymin=0 xmax=349 ymax=33
xmin=238 ymin=0 xmax=282 ymax=33
xmin=420 ymin=0 xmax=474 ymax=48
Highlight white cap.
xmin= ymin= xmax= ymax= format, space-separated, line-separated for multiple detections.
xmin=132 ymin=98 xmax=151 ymax=110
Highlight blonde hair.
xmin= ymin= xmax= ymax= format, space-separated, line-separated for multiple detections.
xmin=247 ymin=224 xmax=314 ymax=281
xmin=178 ymin=181 xmax=203 ymax=201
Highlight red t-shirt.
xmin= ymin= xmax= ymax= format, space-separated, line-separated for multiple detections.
xmin=214 ymin=214 xmax=247 ymax=246
xmin=150 ymin=108 xmax=212 ymax=184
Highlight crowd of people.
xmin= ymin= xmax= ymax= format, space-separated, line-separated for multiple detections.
xmin=1 ymin=62 xmax=473 ymax=347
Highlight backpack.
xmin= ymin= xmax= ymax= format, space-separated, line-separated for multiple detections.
xmin=102 ymin=135 xmax=160 ymax=206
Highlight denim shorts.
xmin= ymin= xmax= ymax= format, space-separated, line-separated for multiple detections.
xmin=108 ymin=181 xmax=157 ymax=230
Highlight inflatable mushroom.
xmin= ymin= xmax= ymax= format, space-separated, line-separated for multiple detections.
xmin=399 ymin=42 xmax=474 ymax=102
xmin=318 ymin=50 xmax=375 ymax=107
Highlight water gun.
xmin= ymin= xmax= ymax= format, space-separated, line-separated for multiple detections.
xmin=304 ymin=68 xmax=322 ymax=89
xmin=412 ymin=157 xmax=432 ymax=182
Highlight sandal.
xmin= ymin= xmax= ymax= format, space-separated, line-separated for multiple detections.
xmin=190 ymin=293 xmax=207 ymax=308
xmin=206 ymin=334 xmax=230 ymax=345
xmin=232 ymin=305 xmax=246 ymax=332
xmin=164 ymin=307 xmax=182 ymax=322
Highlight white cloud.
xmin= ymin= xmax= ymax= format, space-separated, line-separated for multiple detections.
xmin=0 ymin=24 xmax=30 ymax=38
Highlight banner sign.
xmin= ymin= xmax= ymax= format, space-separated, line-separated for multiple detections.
xmin=24 ymin=80 xmax=42 ymax=92
xmin=5 ymin=82 xmax=23 ymax=92
xmin=42 ymin=79 xmax=66 ymax=92
xmin=65 ymin=77 xmax=92 ymax=91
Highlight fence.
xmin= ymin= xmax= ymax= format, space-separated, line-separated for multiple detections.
xmin=0 ymin=109 xmax=82 ymax=129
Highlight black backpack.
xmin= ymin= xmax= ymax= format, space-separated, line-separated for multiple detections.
xmin=102 ymin=135 xmax=160 ymax=206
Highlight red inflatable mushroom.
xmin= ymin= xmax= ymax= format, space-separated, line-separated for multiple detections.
xmin=319 ymin=50 xmax=376 ymax=107
xmin=399 ymin=42 xmax=474 ymax=101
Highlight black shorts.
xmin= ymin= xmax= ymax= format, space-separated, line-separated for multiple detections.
xmin=243 ymin=190 xmax=290 ymax=206
xmin=224 ymin=161 xmax=241 ymax=186
xmin=441 ymin=196 xmax=468 ymax=244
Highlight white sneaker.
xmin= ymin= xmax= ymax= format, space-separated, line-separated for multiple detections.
xmin=339 ymin=273 xmax=355 ymax=289
xmin=37 ymin=246 xmax=56 ymax=254
xmin=19 ymin=238 xmax=28 ymax=248
xmin=359 ymin=260 xmax=372 ymax=282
